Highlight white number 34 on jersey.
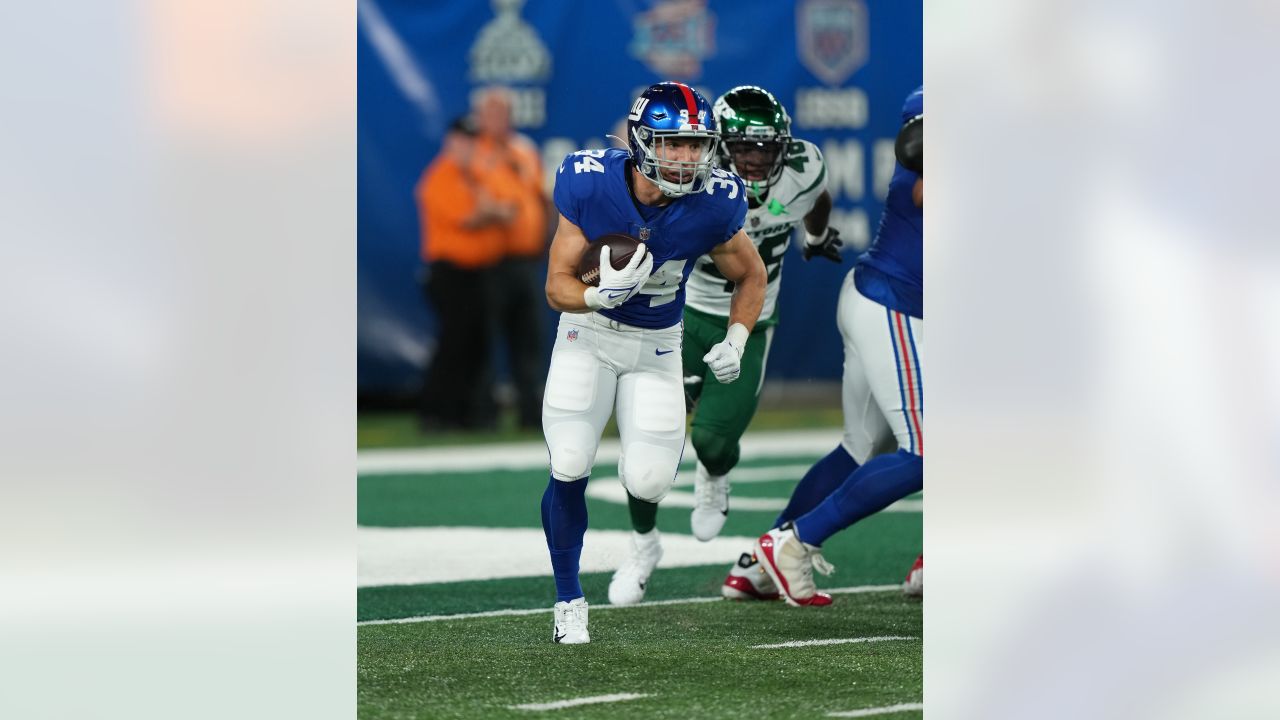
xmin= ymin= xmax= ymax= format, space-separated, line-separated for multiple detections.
xmin=568 ymin=149 xmax=606 ymax=174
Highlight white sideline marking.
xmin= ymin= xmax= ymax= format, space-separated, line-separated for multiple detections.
xmin=827 ymin=702 xmax=924 ymax=717
xmin=358 ymin=527 xmax=760 ymax=587
xmin=751 ymin=635 xmax=919 ymax=649
xmin=357 ymin=429 xmax=842 ymax=474
xmin=510 ymin=693 xmax=651 ymax=711
xmin=357 ymin=584 xmax=900 ymax=626
xmin=586 ymin=476 xmax=922 ymax=513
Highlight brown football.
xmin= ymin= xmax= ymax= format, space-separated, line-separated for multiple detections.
xmin=577 ymin=233 xmax=642 ymax=286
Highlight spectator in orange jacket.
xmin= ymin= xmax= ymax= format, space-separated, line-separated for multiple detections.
xmin=416 ymin=115 xmax=516 ymax=430
xmin=471 ymin=87 xmax=551 ymax=430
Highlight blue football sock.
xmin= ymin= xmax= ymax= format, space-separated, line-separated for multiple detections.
xmin=774 ymin=444 xmax=859 ymax=528
xmin=794 ymin=449 xmax=923 ymax=547
xmin=540 ymin=475 xmax=588 ymax=602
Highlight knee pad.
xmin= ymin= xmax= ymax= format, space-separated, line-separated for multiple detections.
xmin=546 ymin=420 xmax=598 ymax=481
xmin=691 ymin=426 xmax=740 ymax=477
xmin=620 ymin=441 xmax=680 ymax=502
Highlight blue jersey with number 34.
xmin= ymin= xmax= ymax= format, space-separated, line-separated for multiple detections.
xmin=553 ymin=148 xmax=747 ymax=329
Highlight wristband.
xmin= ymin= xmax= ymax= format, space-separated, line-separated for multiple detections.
xmin=583 ymin=286 xmax=604 ymax=310
xmin=724 ymin=323 xmax=749 ymax=353
xmin=804 ymin=229 xmax=826 ymax=246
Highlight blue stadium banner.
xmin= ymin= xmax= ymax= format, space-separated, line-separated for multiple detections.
xmin=359 ymin=0 xmax=922 ymax=396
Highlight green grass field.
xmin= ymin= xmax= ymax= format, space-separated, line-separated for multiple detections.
xmin=357 ymin=413 xmax=922 ymax=719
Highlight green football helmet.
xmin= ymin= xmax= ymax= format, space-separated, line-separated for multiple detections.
xmin=712 ymin=85 xmax=792 ymax=199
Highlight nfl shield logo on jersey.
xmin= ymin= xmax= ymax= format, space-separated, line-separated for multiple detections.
xmin=567 ymin=329 xmax=578 ymax=342
xmin=638 ymin=227 xmax=651 ymax=241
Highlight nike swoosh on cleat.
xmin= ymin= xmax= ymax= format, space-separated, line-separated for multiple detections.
xmin=553 ymin=631 xmax=565 ymax=643
xmin=655 ymin=349 xmax=674 ymax=356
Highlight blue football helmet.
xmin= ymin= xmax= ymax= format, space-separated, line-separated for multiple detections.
xmin=626 ymin=82 xmax=719 ymax=197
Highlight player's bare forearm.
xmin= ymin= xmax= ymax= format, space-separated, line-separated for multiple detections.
xmin=727 ymin=267 xmax=765 ymax=332
xmin=545 ymin=213 xmax=594 ymax=313
xmin=803 ymin=190 xmax=832 ymax=236
xmin=546 ymin=270 xmax=594 ymax=313
xmin=710 ymin=229 xmax=766 ymax=332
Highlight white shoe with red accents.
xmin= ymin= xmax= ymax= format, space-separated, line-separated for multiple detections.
xmin=902 ymin=554 xmax=923 ymax=598
xmin=754 ymin=522 xmax=834 ymax=607
xmin=721 ymin=551 xmax=780 ymax=601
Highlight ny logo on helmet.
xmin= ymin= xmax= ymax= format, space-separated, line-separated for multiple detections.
xmin=628 ymin=97 xmax=650 ymax=121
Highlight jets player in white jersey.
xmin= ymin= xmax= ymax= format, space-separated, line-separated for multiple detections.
xmin=540 ymin=82 xmax=766 ymax=643
xmin=607 ymin=85 xmax=844 ymax=606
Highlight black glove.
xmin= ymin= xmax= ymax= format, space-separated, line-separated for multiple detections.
xmin=895 ymin=114 xmax=923 ymax=174
xmin=802 ymin=226 xmax=843 ymax=263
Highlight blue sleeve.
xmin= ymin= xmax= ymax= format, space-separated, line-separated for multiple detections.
xmin=723 ymin=177 xmax=748 ymax=243
xmin=552 ymin=154 xmax=584 ymax=225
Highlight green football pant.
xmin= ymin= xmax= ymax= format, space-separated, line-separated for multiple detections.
xmin=681 ymin=307 xmax=773 ymax=476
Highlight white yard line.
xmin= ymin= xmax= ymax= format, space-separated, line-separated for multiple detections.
xmin=357 ymin=584 xmax=900 ymax=626
xmin=751 ymin=635 xmax=919 ymax=649
xmin=509 ymin=693 xmax=651 ymax=711
xmin=358 ymin=527 xmax=762 ymax=587
xmin=826 ymin=702 xmax=924 ymax=717
xmin=586 ymin=477 xmax=922 ymax=512
xmin=357 ymin=429 xmax=843 ymax=475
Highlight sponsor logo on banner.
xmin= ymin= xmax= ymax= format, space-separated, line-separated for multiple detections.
xmin=469 ymin=0 xmax=552 ymax=127
xmin=629 ymin=0 xmax=716 ymax=79
xmin=796 ymin=0 xmax=868 ymax=87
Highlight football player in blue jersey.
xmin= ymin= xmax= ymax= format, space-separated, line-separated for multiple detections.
xmin=540 ymin=82 xmax=767 ymax=643
xmin=725 ymin=86 xmax=924 ymax=607
xmin=609 ymin=85 xmax=846 ymax=607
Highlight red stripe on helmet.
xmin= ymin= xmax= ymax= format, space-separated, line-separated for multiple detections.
xmin=675 ymin=83 xmax=700 ymax=126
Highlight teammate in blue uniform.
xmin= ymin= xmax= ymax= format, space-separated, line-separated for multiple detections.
xmin=540 ymin=82 xmax=767 ymax=642
xmin=727 ymin=86 xmax=924 ymax=607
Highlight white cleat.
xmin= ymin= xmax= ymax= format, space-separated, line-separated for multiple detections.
xmin=690 ymin=463 xmax=729 ymax=541
xmin=721 ymin=551 xmax=780 ymax=601
xmin=608 ymin=529 xmax=664 ymax=606
xmin=754 ymin=522 xmax=835 ymax=607
xmin=552 ymin=597 xmax=590 ymax=644
xmin=902 ymin=554 xmax=923 ymax=598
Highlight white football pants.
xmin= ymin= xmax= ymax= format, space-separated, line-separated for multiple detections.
xmin=838 ymin=270 xmax=924 ymax=463
xmin=542 ymin=312 xmax=686 ymax=502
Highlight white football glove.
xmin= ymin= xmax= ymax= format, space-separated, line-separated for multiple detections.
xmin=584 ymin=243 xmax=654 ymax=310
xmin=703 ymin=323 xmax=750 ymax=384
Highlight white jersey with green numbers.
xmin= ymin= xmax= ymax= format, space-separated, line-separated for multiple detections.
xmin=684 ymin=139 xmax=827 ymax=324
